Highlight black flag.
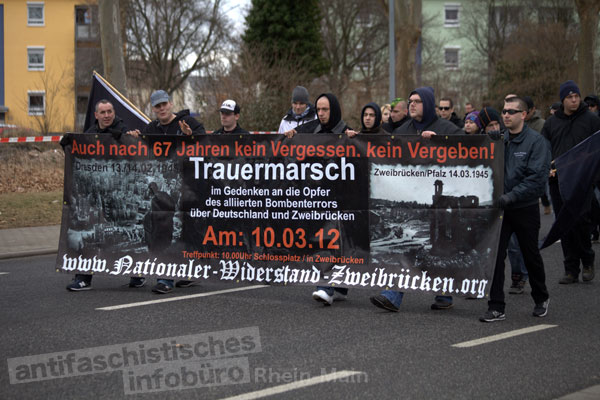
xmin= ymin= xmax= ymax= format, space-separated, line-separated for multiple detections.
xmin=83 ymin=71 xmax=150 ymax=132
xmin=540 ymin=131 xmax=600 ymax=249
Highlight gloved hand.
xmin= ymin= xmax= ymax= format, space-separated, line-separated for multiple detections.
xmin=59 ymin=133 xmax=72 ymax=148
xmin=487 ymin=130 xmax=502 ymax=140
xmin=497 ymin=194 xmax=511 ymax=209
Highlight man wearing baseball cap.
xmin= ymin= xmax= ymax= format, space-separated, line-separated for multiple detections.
xmin=214 ymin=99 xmax=249 ymax=134
xmin=127 ymin=89 xmax=205 ymax=137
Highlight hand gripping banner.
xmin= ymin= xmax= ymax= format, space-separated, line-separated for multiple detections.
xmin=57 ymin=133 xmax=503 ymax=298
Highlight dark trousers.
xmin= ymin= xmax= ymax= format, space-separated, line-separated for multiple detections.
xmin=549 ymin=179 xmax=595 ymax=274
xmin=488 ymin=204 xmax=549 ymax=313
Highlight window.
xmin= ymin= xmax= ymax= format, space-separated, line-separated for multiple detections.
xmin=444 ymin=4 xmax=460 ymax=27
xmin=27 ymin=47 xmax=44 ymax=70
xmin=76 ymin=6 xmax=98 ymax=39
xmin=28 ymin=91 xmax=45 ymax=115
xmin=444 ymin=47 xmax=460 ymax=69
xmin=27 ymin=2 xmax=44 ymax=26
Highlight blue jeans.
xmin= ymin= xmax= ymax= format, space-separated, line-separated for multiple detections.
xmin=508 ymin=233 xmax=528 ymax=281
xmin=158 ymin=279 xmax=174 ymax=287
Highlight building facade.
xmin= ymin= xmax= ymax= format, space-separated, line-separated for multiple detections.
xmin=0 ymin=0 xmax=101 ymax=133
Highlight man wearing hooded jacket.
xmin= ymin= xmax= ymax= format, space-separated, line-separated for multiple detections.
xmin=393 ymin=87 xmax=462 ymax=137
xmin=345 ymin=102 xmax=387 ymax=137
xmin=370 ymin=87 xmax=461 ymax=312
xmin=542 ymin=80 xmax=600 ymax=284
xmin=284 ymin=93 xmax=351 ymax=305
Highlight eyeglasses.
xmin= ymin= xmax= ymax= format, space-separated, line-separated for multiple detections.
xmin=408 ymin=99 xmax=422 ymax=105
xmin=501 ymin=109 xmax=523 ymax=115
xmin=438 ymin=106 xmax=451 ymax=111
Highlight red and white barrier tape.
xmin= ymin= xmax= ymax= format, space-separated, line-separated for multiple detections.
xmin=0 ymin=131 xmax=280 ymax=144
xmin=0 ymin=135 xmax=62 ymax=144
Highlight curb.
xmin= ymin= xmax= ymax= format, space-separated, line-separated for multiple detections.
xmin=0 ymin=248 xmax=57 ymax=260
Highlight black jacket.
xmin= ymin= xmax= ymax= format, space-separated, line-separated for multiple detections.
xmin=541 ymin=103 xmax=600 ymax=159
xmin=85 ymin=116 xmax=128 ymax=139
xmin=393 ymin=116 xmax=462 ymax=136
xmin=143 ymin=109 xmax=206 ymax=135
xmin=501 ymin=126 xmax=551 ymax=209
xmin=448 ymin=112 xmax=464 ymax=128
xmin=382 ymin=115 xmax=410 ymax=133
xmin=213 ymin=124 xmax=250 ymax=134
xmin=296 ymin=93 xmax=350 ymax=133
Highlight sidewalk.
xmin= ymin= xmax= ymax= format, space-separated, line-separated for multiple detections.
xmin=0 ymin=225 xmax=60 ymax=259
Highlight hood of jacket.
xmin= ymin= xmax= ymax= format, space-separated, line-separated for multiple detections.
xmin=315 ymin=93 xmax=343 ymax=132
xmin=361 ymin=102 xmax=383 ymax=133
xmin=410 ymin=87 xmax=436 ymax=131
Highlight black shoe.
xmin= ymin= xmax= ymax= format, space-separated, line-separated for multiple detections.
xmin=152 ymin=282 xmax=173 ymax=294
xmin=509 ymin=280 xmax=526 ymax=294
xmin=582 ymin=266 xmax=595 ymax=282
xmin=370 ymin=295 xmax=399 ymax=312
xmin=479 ymin=310 xmax=505 ymax=322
xmin=431 ymin=299 xmax=454 ymax=310
xmin=559 ymin=274 xmax=578 ymax=284
xmin=128 ymin=277 xmax=146 ymax=288
xmin=533 ymin=299 xmax=549 ymax=317
xmin=175 ymin=280 xmax=195 ymax=288
xmin=66 ymin=279 xmax=92 ymax=291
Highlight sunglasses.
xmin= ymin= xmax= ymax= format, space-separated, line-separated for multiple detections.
xmin=408 ymin=99 xmax=422 ymax=105
xmin=501 ymin=109 xmax=523 ymax=115
xmin=438 ymin=106 xmax=451 ymax=111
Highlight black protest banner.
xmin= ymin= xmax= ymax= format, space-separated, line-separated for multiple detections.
xmin=57 ymin=133 xmax=503 ymax=297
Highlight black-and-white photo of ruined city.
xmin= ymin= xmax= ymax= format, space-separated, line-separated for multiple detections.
xmin=65 ymin=159 xmax=182 ymax=255
xmin=369 ymin=163 xmax=501 ymax=279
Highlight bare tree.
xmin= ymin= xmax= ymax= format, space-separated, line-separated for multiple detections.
xmin=378 ymin=0 xmax=422 ymax=99
xmin=123 ymin=0 xmax=231 ymax=95
xmin=319 ymin=0 xmax=388 ymax=98
xmin=198 ymin=43 xmax=313 ymax=132
xmin=574 ymin=0 xmax=600 ymax=95
xmin=20 ymin=67 xmax=74 ymax=134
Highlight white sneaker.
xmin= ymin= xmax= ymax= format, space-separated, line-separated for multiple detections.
xmin=312 ymin=289 xmax=333 ymax=305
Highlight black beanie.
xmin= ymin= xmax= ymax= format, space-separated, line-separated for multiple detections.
xmin=479 ymin=107 xmax=502 ymax=129
xmin=292 ymin=86 xmax=310 ymax=104
xmin=559 ymin=80 xmax=580 ymax=102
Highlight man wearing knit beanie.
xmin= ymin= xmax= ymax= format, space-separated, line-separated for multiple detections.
xmin=479 ymin=106 xmax=504 ymax=133
xmin=541 ymin=80 xmax=600 ymax=284
xmin=278 ymin=86 xmax=317 ymax=133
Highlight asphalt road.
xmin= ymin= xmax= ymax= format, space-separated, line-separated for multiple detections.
xmin=1 ymin=212 xmax=599 ymax=400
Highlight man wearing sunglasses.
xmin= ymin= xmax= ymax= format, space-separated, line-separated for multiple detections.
xmin=438 ymin=97 xmax=464 ymax=128
xmin=480 ymin=96 xmax=551 ymax=322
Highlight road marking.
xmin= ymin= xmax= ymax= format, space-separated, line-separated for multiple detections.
xmin=218 ymin=370 xmax=365 ymax=400
xmin=452 ymin=324 xmax=557 ymax=348
xmin=0 ymin=272 xmax=9 ymax=275
xmin=96 ymin=285 xmax=268 ymax=311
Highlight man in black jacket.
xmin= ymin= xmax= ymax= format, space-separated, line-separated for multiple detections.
xmin=393 ymin=87 xmax=462 ymax=137
xmin=438 ymin=97 xmax=464 ymax=128
xmin=86 ymin=99 xmax=127 ymax=137
xmin=480 ymin=97 xmax=551 ymax=322
xmin=345 ymin=102 xmax=386 ymax=137
xmin=213 ymin=99 xmax=250 ymax=134
xmin=127 ymin=90 xmax=205 ymax=137
xmin=542 ymin=80 xmax=600 ymax=284
xmin=381 ymin=97 xmax=409 ymax=133
xmin=66 ymin=99 xmax=145 ymax=291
